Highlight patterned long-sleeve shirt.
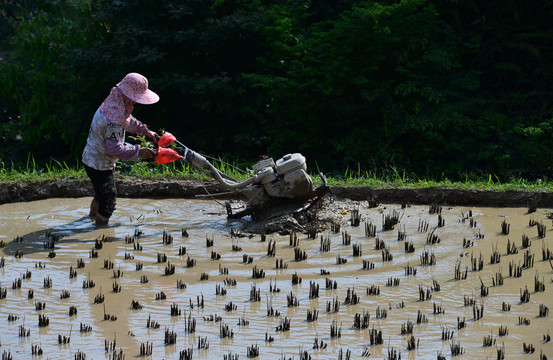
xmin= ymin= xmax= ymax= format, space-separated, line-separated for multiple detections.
xmin=82 ymin=87 xmax=148 ymax=170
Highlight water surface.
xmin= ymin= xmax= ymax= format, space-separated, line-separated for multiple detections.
xmin=0 ymin=198 xmax=552 ymax=359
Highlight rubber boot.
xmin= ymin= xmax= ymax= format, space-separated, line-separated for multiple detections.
xmin=89 ymin=199 xmax=99 ymax=217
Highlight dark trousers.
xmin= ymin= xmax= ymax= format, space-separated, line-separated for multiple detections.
xmin=84 ymin=164 xmax=117 ymax=219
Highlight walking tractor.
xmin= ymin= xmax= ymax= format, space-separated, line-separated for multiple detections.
xmin=153 ymin=132 xmax=331 ymax=220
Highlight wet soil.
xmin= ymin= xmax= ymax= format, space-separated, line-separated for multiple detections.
xmin=2 ymin=177 xmax=553 ymax=207
xmin=1 ymin=198 xmax=552 ymax=359
xmin=1 ymin=178 xmax=553 ymax=359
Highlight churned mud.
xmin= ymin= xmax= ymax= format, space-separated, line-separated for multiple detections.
xmin=1 ymin=194 xmax=552 ymax=359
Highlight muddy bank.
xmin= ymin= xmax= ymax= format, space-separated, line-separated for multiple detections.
xmin=0 ymin=178 xmax=222 ymax=204
xmin=1 ymin=177 xmax=553 ymax=207
xmin=331 ymin=186 xmax=553 ymax=207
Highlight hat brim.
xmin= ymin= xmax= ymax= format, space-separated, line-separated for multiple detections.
xmin=132 ymin=89 xmax=159 ymax=105
xmin=117 ymin=85 xmax=159 ymax=104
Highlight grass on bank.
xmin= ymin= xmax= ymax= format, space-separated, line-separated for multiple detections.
xmin=1 ymin=156 xmax=552 ymax=193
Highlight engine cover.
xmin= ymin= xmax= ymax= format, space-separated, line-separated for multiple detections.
xmin=275 ymin=153 xmax=307 ymax=175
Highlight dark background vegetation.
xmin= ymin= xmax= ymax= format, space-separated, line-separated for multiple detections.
xmin=1 ymin=0 xmax=552 ymax=180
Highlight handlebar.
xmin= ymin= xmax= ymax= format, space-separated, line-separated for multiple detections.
xmin=185 ymin=150 xmax=263 ymax=191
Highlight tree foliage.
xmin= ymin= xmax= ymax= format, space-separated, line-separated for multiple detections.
xmin=1 ymin=0 xmax=552 ymax=179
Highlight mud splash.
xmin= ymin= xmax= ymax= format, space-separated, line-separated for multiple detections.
xmin=1 ymin=197 xmax=552 ymax=359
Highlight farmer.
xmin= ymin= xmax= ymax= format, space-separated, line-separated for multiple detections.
xmin=82 ymin=73 xmax=159 ymax=226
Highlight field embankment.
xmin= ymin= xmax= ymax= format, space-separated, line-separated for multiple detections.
xmin=2 ymin=178 xmax=553 ymax=207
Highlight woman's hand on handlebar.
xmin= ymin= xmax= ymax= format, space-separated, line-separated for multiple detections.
xmin=139 ymin=147 xmax=156 ymax=159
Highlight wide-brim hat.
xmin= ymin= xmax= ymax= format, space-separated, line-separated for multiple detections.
xmin=116 ymin=72 xmax=159 ymax=104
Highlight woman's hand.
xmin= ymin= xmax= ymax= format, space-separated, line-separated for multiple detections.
xmin=138 ymin=147 xmax=156 ymax=159
xmin=142 ymin=126 xmax=159 ymax=143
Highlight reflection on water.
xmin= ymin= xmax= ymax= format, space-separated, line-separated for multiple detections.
xmin=0 ymin=197 xmax=552 ymax=359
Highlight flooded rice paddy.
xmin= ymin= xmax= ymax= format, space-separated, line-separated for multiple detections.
xmin=0 ymin=197 xmax=552 ymax=359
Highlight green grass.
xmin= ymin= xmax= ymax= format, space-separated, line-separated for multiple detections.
xmin=0 ymin=156 xmax=86 ymax=182
xmin=325 ymin=166 xmax=553 ymax=192
xmin=0 ymin=155 xmax=246 ymax=183
xmin=325 ymin=175 xmax=553 ymax=192
xmin=1 ymin=156 xmax=552 ymax=192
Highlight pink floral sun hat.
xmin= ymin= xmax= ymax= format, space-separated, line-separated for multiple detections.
xmin=116 ymin=73 xmax=159 ymax=104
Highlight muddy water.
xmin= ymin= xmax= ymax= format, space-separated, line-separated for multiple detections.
xmin=1 ymin=198 xmax=552 ymax=359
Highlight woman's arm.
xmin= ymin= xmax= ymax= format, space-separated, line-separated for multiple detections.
xmin=127 ymin=115 xmax=158 ymax=141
